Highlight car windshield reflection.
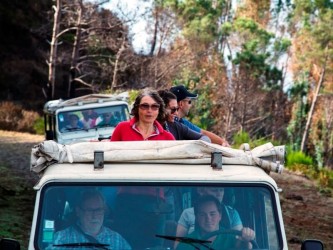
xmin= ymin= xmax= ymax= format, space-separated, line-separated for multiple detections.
xmin=58 ymin=105 xmax=129 ymax=133
xmin=37 ymin=185 xmax=282 ymax=250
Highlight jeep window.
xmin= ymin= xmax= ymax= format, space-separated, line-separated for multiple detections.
xmin=58 ymin=105 xmax=130 ymax=133
xmin=36 ymin=184 xmax=282 ymax=250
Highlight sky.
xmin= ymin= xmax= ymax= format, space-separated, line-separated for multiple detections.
xmin=102 ymin=0 xmax=153 ymax=53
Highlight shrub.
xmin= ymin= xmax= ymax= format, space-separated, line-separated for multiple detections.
xmin=0 ymin=101 xmax=41 ymax=133
xmin=33 ymin=117 xmax=45 ymax=135
xmin=232 ymin=131 xmax=251 ymax=148
xmin=286 ymin=151 xmax=313 ymax=167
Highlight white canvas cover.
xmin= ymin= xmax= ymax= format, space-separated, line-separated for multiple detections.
xmin=31 ymin=140 xmax=285 ymax=175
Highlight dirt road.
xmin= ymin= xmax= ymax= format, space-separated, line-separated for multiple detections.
xmin=0 ymin=130 xmax=332 ymax=249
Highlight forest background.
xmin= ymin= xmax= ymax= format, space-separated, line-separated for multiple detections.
xmin=0 ymin=0 xmax=332 ymax=183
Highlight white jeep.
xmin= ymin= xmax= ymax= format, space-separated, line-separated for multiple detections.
xmin=0 ymin=140 xmax=324 ymax=250
xmin=43 ymin=93 xmax=130 ymax=144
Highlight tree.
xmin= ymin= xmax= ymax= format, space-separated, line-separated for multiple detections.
xmin=289 ymin=0 xmax=333 ymax=167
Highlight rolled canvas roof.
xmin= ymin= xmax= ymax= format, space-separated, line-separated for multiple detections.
xmin=31 ymin=140 xmax=285 ymax=175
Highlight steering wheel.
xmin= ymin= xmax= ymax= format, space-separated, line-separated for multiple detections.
xmin=202 ymin=229 xmax=260 ymax=249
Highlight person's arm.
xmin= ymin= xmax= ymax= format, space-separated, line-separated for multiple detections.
xmin=181 ymin=119 xmax=229 ymax=146
xmin=201 ymin=129 xmax=230 ymax=147
xmin=227 ymin=207 xmax=243 ymax=231
xmin=235 ymin=227 xmax=255 ymax=249
xmin=174 ymin=208 xmax=192 ymax=249
xmin=174 ymin=224 xmax=188 ymax=249
xmin=178 ymin=123 xmax=211 ymax=142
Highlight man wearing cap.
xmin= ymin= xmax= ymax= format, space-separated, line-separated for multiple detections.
xmin=170 ymin=85 xmax=230 ymax=146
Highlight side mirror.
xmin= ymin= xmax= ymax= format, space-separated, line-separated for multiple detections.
xmin=301 ymin=240 xmax=324 ymax=250
xmin=0 ymin=238 xmax=20 ymax=250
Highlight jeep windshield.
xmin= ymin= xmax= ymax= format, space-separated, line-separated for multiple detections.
xmin=58 ymin=105 xmax=130 ymax=134
xmin=35 ymin=184 xmax=283 ymax=250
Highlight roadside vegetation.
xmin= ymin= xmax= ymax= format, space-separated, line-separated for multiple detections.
xmin=0 ymin=1 xmax=332 ymax=188
xmin=0 ymin=166 xmax=34 ymax=250
xmin=1 ymin=98 xmax=332 ymax=197
xmin=232 ymin=131 xmax=333 ymax=195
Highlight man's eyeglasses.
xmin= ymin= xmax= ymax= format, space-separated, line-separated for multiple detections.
xmin=80 ymin=207 xmax=105 ymax=216
xmin=139 ymin=103 xmax=160 ymax=111
xmin=169 ymin=107 xmax=179 ymax=114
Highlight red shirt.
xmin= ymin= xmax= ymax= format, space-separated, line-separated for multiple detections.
xmin=111 ymin=117 xmax=173 ymax=199
xmin=110 ymin=117 xmax=175 ymax=141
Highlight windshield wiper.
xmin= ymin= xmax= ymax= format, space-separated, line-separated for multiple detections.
xmin=53 ymin=242 xmax=109 ymax=249
xmin=156 ymin=234 xmax=213 ymax=250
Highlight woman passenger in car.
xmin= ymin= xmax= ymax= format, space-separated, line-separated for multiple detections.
xmin=157 ymin=89 xmax=210 ymax=142
xmin=110 ymin=89 xmax=174 ymax=249
xmin=110 ymin=88 xmax=175 ymax=141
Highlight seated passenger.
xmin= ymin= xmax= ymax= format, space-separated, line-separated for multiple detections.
xmin=62 ymin=114 xmax=83 ymax=131
xmin=80 ymin=110 xmax=97 ymax=129
xmin=177 ymin=195 xmax=254 ymax=250
xmin=175 ymin=187 xmax=247 ymax=248
xmin=96 ymin=113 xmax=119 ymax=127
xmin=52 ymin=189 xmax=131 ymax=250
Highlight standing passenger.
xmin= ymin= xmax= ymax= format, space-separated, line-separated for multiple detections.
xmin=111 ymin=89 xmax=175 ymax=141
xmin=157 ymin=89 xmax=210 ymax=142
xmin=110 ymin=89 xmax=174 ymax=249
xmin=170 ymin=85 xmax=230 ymax=146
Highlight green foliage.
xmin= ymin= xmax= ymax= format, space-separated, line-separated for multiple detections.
xmin=286 ymin=150 xmax=313 ymax=167
xmin=128 ymin=90 xmax=140 ymax=105
xmin=314 ymin=140 xmax=324 ymax=169
xmin=191 ymin=85 xmax=215 ymax=130
xmin=165 ymin=0 xmax=224 ymax=43
xmin=220 ymin=22 xmax=232 ymax=36
xmin=233 ymin=17 xmax=274 ymax=43
xmin=273 ymin=38 xmax=292 ymax=53
xmin=171 ymin=76 xmax=215 ymax=130
xmin=232 ymin=131 xmax=251 ymax=148
xmin=33 ymin=117 xmax=45 ymax=135
xmin=287 ymin=75 xmax=310 ymax=151
xmin=285 ymin=149 xmax=333 ymax=192
xmin=232 ymin=131 xmax=281 ymax=149
xmin=230 ymin=17 xmax=283 ymax=87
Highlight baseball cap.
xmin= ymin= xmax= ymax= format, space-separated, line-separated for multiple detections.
xmin=170 ymin=85 xmax=198 ymax=101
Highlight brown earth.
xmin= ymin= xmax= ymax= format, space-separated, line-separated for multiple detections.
xmin=0 ymin=130 xmax=332 ymax=250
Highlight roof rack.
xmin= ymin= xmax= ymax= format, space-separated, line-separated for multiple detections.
xmin=44 ymin=93 xmax=128 ymax=113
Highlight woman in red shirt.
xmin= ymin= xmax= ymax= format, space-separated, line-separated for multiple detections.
xmin=111 ymin=89 xmax=174 ymax=249
xmin=111 ymin=89 xmax=175 ymax=141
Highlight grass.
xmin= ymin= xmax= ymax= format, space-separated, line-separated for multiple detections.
xmin=0 ymin=165 xmax=36 ymax=250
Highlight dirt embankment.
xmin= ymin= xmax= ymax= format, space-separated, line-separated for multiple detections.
xmin=0 ymin=130 xmax=332 ymax=250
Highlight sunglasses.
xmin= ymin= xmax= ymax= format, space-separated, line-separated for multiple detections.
xmin=183 ymin=99 xmax=192 ymax=104
xmin=139 ymin=103 xmax=160 ymax=111
xmin=169 ymin=107 xmax=179 ymax=114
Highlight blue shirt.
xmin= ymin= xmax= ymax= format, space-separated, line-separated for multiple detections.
xmin=53 ymin=225 xmax=131 ymax=250
xmin=178 ymin=118 xmax=201 ymax=133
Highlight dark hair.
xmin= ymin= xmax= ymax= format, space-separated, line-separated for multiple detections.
xmin=194 ymin=195 xmax=221 ymax=216
xmin=157 ymin=89 xmax=177 ymax=124
xmin=158 ymin=89 xmax=177 ymax=108
xmin=131 ymin=88 xmax=166 ymax=122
